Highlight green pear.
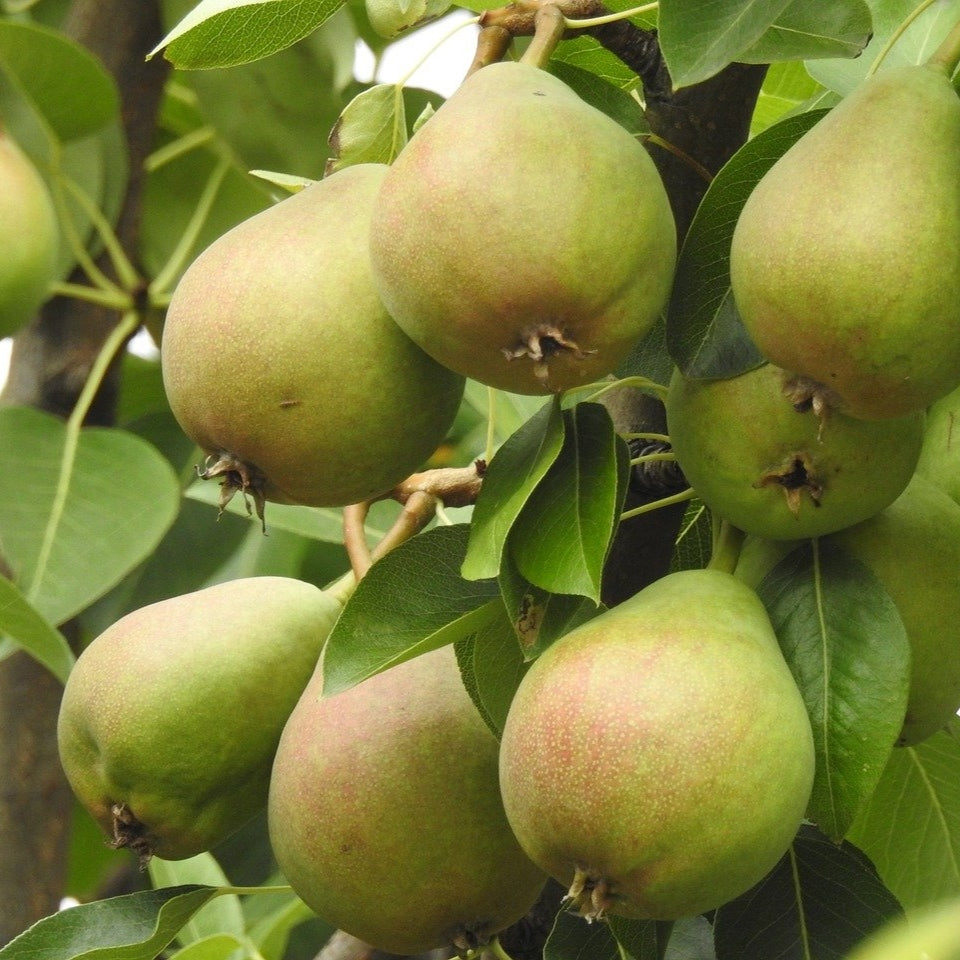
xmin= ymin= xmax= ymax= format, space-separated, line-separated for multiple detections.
xmin=161 ymin=163 xmax=464 ymax=516
xmin=268 ymin=644 xmax=547 ymax=955
xmin=845 ymin=898 xmax=960 ymax=960
xmin=665 ymin=363 xmax=923 ymax=540
xmin=730 ymin=63 xmax=960 ymax=420
xmin=498 ymin=569 xmax=814 ymax=921
xmin=915 ymin=382 xmax=960 ymax=506
xmin=58 ymin=577 xmax=341 ymax=863
xmin=0 ymin=129 xmax=57 ymax=338
xmin=369 ymin=61 xmax=677 ymax=395
xmin=736 ymin=477 xmax=960 ymax=746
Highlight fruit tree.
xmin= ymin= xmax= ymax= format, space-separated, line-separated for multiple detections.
xmin=2 ymin=1 xmax=960 ymax=959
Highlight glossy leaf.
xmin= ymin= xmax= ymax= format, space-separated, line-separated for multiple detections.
xmin=544 ymin=908 xmax=619 ymax=960
xmin=664 ymin=917 xmax=717 ymax=960
xmin=756 ymin=540 xmax=910 ymax=841
xmin=0 ymin=886 xmax=219 ymax=960
xmin=549 ymin=33 xmax=642 ymax=91
xmin=166 ymin=934 xmax=248 ymax=960
xmin=669 ymin=501 xmax=711 ymax=573
xmin=666 ymin=108 xmax=826 ymax=379
xmin=322 ymin=524 xmax=501 ymax=695
xmin=510 ymin=403 xmax=630 ymax=603
xmin=325 ymin=83 xmax=407 ymax=174
xmin=462 ymin=398 xmax=565 ymax=581
xmin=152 ymin=0 xmax=346 ymax=69
xmin=847 ymin=720 xmax=960 ymax=910
xmin=713 ymin=825 xmax=902 ymax=960
xmin=658 ymin=0 xmax=793 ymax=89
xmin=0 ymin=575 xmax=74 ymax=683
xmin=0 ymin=408 xmax=181 ymax=627
xmin=548 ymin=61 xmax=650 ymax=137
xmin=0 ymin=20 xmax=119 ymax=141
xmin=740 ymin=0 xmax=872 ymax=64
xmin=608 ymin=916 xmax=673 ymax=960
xmin=750 ymin=61 xmax=824 ymax=135
xmin=246 ymin=893 xmax=314 ymax=960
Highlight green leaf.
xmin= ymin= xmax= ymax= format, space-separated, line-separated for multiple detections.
xmin=0 ymin=408 xmax=181 ymax=627
xmin=153 ymin=0 xmax=347 ymax=69
xmin=325 ymin=83 xmax=407 ymax=174
xmin=847 ymin=720 xmax=960 ymax=910
xmin=246 ymin=893 xmax=314 ymax=960
xmin=740 ymin=0 xmax=872 ymax=64
xmin=750 ymin=61 xmax=823 ymax=136
xmin=755 ymin=540 xmax=910 ymax=841
xmin=167 ymin=934 xmax=248 ymax=960
xmin=658 ymin=0 xmax=793 ymax=89
xmin=669 ymin=501 xmax=711 ymax=573
xmin=0 ymin=20 xmax=119 ymax=141
xmin=608 ymin=916 xmax=673 ymax=960
xmin=548 ymin=61 xmax=649 ymax=137
xmin=0 ymin=575 xmax=74 ymax=683
xmin=664 ymin=917 xmax=717 ymax=960
xmin=544 ymin=908 xmax=619 ymax=960
xmin=462 ymin=397 xmax=565 ymax=581
xmin=461 ymin=379 xmax=549 ymax=447
xmin=148 ymin=856 xmax=244 ymax=945
xmin=321 ymin=524 xmax=502 ymax=695
xmin=510 ymin=403 xmax=630 ymax=603
xmin=0 ymin=886 xmax=220 ymax=960
xmin=550 ymin=33 xmax=642 ymax=90
xmin=713 ymin=825 xmax=902 ymax=960
xmin=666 ymin=108 xmax=826 ymax=379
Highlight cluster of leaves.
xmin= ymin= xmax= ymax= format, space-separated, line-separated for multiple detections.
xmin=3 ymin=0 xmax=960 ymax=958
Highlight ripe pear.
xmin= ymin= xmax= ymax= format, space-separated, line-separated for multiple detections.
xmin=730 ymin=63 xmax=960 ymax=420
xmin=498 ymin=568 xmax=814 ymax=921
xmin=0 ymin=129 xmax=58 ymax=338
xmin=368 ymin=61 xmax=677 ymax=395
xmin=665 ymin=363 xmax=923 ymax=540
xmin=915 ymin=382 xmax=960 ymax=506
xmin=845 ymin=898 xmax=960 ymax=960
xmin=57 ymin=577 xmax=341 ymax=863
xmin=736 ymin=477 xmax=960 ymax=746
xmin=161 ymin=163 xmax=464 ymax=517
xmin=268 ymin=644 xmax=547 ymax=955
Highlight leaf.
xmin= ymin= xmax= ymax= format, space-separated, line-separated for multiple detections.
xmin=152 ymin=0 xmax=347 ymax=69
xmin=658 ymin=0 xmax=793 ymax=90
xmin=246 ymin=893 xmax=315 ymax=960
xmin=167 ymin=934 xmax=248 ymax=960
xmin=544 ymin=908 xmax=619 ymax=960
xmin=740 ymin=0 xmax=873 ymax=64
xmin=713 ymin=825 xmax=902 ymax=960
xmin=0 ymin=408 xmax=181 ymax=627
xmin=325 ymin=83 xmax=407 ymax=174
xmin=0 ymin=20 xmax=119 ymax=141
xmin=550 ymin=33 xmax=643 ymax=91
xmin=669 ymin=500 xmax=711 ymax=573
xmin=462 ymin=397 xmax=565 ymax=581
xmin=664 ymin=917 xmax=717 ymax=960
xmin=510 ymin=403 xmax=630 ymax=603
xmin=756 ymin=540 xmax=910 ymax=841
xmin=548 ymin=61 xmax=650 ymax=137
xmin=460 ymin=379 xmax=549 ymax=446
xmin=0 ymin=886 xmax=220 ymax=960
xmin=0 ymin=575 xmax=74 ymax=683
xmin=321 ymin=524 xmax=502 ymax=695
xmin=608 ymin=916 xmax=673 ymax=960
xmin=750 ymin=61 xmax=823 ymax=136
xmin=666 ymin=108 xmax=826 ymax=379
xmin=148 ymin=856 xmax=244 ymax=945
xmin=847 ymin=720 xmax=960 ymax=910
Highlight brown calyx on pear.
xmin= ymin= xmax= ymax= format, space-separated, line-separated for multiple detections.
xmin=369 ymin=61 xmax=677 ymax=395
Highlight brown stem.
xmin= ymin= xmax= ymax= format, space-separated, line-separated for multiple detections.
xmin=519 ymin=3 xmax=567 ymax=67
xmin=465 ymin=24 xmax=513 ymax=78
xmin=343 ymin=502 xmax=374 ymax=580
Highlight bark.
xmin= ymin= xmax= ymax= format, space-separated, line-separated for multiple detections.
xmin=0 ymin=0 xmax=167 ymax=943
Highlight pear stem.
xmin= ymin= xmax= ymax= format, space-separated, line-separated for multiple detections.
xmin=927 ymin=15 xmax=960 ymax=75
xmin=620 ymin=486 xmax=694 ymax=521
xmin=519 ymin=2 xmax=566 ymax=68
xmin=707 ymin=518 xmax=745 ymax=575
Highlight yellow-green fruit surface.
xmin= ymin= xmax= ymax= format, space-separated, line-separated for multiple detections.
xmin=666 ymin=363 xmax=923 ymax=540
xmin=915 ymin=382 xmax=960 ymax=506
xmin=736 ymin=477 xmax=960 ymax=746
xmin=58 ymin=577 xmax=341 ymax=861
xmin=369 ymin=61 xmax=677 ymax=395
xmin=730 ymin=64 xmax=960 ymax=420
xmin=269 ymin=645 xmax=547 ymax=955
xmin=845 ymin=898 xmax=960 ymax=960
xmin=161 ymin=163 xmax=464 ymax=507
xmin=0 ymin=131 xmax=58 ymax=338
xmin=498 ymin=569 xmax=814 ymax=920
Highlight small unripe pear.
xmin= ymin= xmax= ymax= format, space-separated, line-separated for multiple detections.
xmin=369 ymin=61 xmax=677 ymax=395
xmin=844 ymin=898 xmax=960 ymax=960
xmin=269 ymin=645 xmax=547 ymax=955
xmin=0 ymin=130 xmax=57 ymax=338
xmin=161 ymin=163 xmax=464 ymax=516
xmin=730 ymin=64 xmax=960 ymax=420
xmin=57 ymin=577 xmax=341 ymax=863
xmin=499 ymin=569 xmax=814 ymax=920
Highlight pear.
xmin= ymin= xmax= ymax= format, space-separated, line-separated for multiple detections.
xmin=665 ymin=363 xmax=923 ymax=540
xmin=268 ymin=644 xmax=547 ymax=955
xmin=915 ymin=382 xmax=960 ymax=506
xmin=498 ymin=569 xmax=814 ymax=921
xmin=0 ymin=129 xmax=58 ymax=338
xmin=730 ymin=62 xmax=960 ymax=420
xmin=161 ymin=163 xmax=464 ymax=517
xmin=844 ymin=897 xmax=960 ymax=960
xmin=57 ymin=577 xmax=341 ymax=863
xmin=369 ymin=61 xmax=677 ymax=395
xmin=736 ymin=477 xmax=960 ymax=746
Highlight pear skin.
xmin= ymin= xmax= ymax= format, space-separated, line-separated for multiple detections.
xmin=915 ymin=382 xmax=960 ymax=506
xmin=730 ymin=64 xmax=960 ymax=420
xmin=498 ymin=568 xmax=814 ymax=920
